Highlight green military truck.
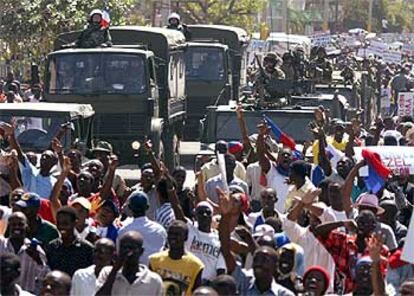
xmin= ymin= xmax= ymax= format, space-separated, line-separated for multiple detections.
xmin=184 ymin=25 xmax=249 ymax=139
xmin=44 ymin=26 xmax=187 ymax=169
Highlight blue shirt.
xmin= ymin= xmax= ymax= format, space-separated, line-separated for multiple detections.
xmin=19 ymin=157 xmax=72 ymax=199
xmin=20 ymin=157 xmax=56 ymax=198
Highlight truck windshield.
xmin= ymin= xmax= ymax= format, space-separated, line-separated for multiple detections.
xmin=185 ymin=47 xmax=225 ymax=81
xmin=47 ymin=53 xmax=147 ymax=95
xmin=0 ymin=115 xmax=69 ymax=152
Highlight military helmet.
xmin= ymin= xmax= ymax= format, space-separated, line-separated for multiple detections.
xmin=89 ymin=9 xmax=103 ymax=19
xmin=168 ymin=12 xmax=181 ymax=22
xmin=264 ymin=52 xmax=278 ymax=63
xmin=295 ymin=45 xmax=305 ymax=53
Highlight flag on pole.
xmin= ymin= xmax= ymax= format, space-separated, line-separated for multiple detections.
xmin=263 ymin=115 xmax=296 ymax=151
xmin=361 ymin=149 xmax=390 ymax=193
xmin=263 ymin=114 xmax=302 ymax=159
xmin=100 ymin=8 xmax=110 ymax=28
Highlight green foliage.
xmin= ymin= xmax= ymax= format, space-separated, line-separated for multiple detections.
xmin=342 ymin=0 xmax=414 ymax=32
xmin=178 ymin=0 xmax=267 ymax=33
xmin=0 ymin=0 xmax=135 ymax=60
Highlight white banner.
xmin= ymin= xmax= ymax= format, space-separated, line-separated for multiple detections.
xmin=354 ymin=146 xmax=414 ymax=176
xmin=398 ymin=92 xmax=414 ymax=117
xmin=401 ymin=213 xmax=414 ymax=264
xmin=310 ymin=33 xmax=332 ymax=46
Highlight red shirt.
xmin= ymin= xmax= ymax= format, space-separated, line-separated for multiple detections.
xmin=318 ymin=230 xmax=389 ymax=293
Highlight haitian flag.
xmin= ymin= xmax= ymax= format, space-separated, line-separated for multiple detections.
xmin=263 ymin=115 xmax=302 ymax=159
xmin=361 ymin=149 xmax=391 ymax=194
xmin=100 ymin=8 xmax=111 ymax=28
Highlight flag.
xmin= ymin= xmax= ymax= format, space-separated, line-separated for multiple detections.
xmin=100 ymin=9 xmax=110 ymax=28
xmin=361 ymin=149 xmax=391 ymax=194
xmin=326 ymin=143 xmax=345 ymax=167
xmin=263 ymin=115 xmax=296 ymax=151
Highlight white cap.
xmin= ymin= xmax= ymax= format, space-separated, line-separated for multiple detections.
xmin=168 ymin=12 xmax=181 ymax=22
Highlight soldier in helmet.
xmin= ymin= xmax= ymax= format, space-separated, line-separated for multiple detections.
xmin=292 ymin=45 xmax=308 ymax=80
xmin=73 ymin=9 xmax=112 ymax=48
xmin=166 ymin=12 xmax=191 ymax=40
xmin=281 ymin=52 xmax=295 ymax=80
xmin=254 ymin=53 xmax=285 ymax=98
xmin=311 ymin=47 xmax=332 ymax=83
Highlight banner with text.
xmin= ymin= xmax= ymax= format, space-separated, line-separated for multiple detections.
xmin=354 ymin=146 xmax=414 ymax=176
xmin=398 ymin=92 xmax=414 ymax=117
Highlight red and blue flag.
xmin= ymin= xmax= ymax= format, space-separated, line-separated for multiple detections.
xmin=263 ymin=115 xmax=302 ymax=159
xmin=361 ymin=149 xmax=391 ymax=193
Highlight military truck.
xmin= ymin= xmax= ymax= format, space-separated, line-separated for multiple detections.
xmin=0 ymin=103 xmax=94 ymax=153
xmin=44 ymin=26 xmax=186 ymax=169
xmin=184 ymin=25 xmax=249 ymax=139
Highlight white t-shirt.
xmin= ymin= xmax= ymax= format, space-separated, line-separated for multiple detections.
xmin=327 ymin=207 xmax=348 ymax=221
xmin=71 ymin=264 xmax=96 ymax=296
xmin=282 ymin=215 xmax=336 ymax=293
xmin=185 ymin=220 xmax=226 ymax=281
xmin=246 ymin=162 xmax=264 ymax=201
xmin=266 ymin=165 xmax=289 ymax=213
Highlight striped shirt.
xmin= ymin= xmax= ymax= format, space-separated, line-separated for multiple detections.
xmin=155 ymin=202 xmax=175 ymax=229
xmin=0 ymin=237 xmax=49 ymax=294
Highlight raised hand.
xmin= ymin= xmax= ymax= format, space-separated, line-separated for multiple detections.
xmin=51 ymin=138 xmax=63 ymax=155
xmin=236 ymin=104 xmax=243 ymax=119
xmin=217 ymin=187 xmax=232 ymax=215
xmin=143 ymin=139 xmax=153 ymax=153
xmin=62 ymin=156 xmax=72 ymax=174
xmin=109 ymin=155 xmax=119 ymax=171
xmin=257 ymin=122 xmax=269 ymax=136
xmin=367 ymin=233 xmax=384 ymax=263
xmin=301 ymin=188 xmax=322 ymax=205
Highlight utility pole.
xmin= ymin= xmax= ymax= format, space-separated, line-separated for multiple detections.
xmin=282 ymin=0 xmax=288 ymax=33
xmin=322 ymin=0 xmax=329 ymax=32
xmin=368 ymin=0 xmax=373 ymax=32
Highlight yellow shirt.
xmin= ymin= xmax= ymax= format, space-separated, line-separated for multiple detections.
xmin=284 ymin=177 xmax=316 ymax=212
xmin=149 ymin=250 xmax=204 ymax=296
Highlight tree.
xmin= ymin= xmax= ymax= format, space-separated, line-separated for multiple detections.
xmin=177 ymin=0 xmax=266 ymax=32
xmin=0 ymin=0 xmax=136 ymax=61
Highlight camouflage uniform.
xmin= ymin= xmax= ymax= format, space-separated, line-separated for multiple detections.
xmin=254 ymin=53 xmax=285 ymax=98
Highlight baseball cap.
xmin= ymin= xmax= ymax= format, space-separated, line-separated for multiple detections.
xmin=355 ymin=193 xmax=385 ymax=215
xmin=70 ymin=197 xmax=91 ymax=212
xmin=253 ymin=224 xmax=275 ymax=238
xmin=92 ymin=141 xmax=113 ymax=154
xmin=15 ymin=192 xmax=41 ymax=208
xmin=228 ymin=141 xmax=243 ymax=155
xmin=128 ymin=191 xmax=149 ymax=213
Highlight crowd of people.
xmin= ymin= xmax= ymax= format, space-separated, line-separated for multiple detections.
xmin=0 ymin=93 xmax=414 ymax=295
xmin=1 ymin=9 xmax=414 ymax=296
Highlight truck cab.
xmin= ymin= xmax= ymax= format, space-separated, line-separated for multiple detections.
xmin=44 ymin=26 xmax=187 ymax=169
xmin=183 ymin=25 xmax=249 ymax=140
xmin=0 ymin=103 xmax=94 ymax=153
